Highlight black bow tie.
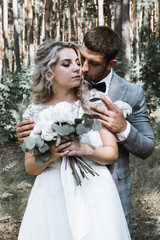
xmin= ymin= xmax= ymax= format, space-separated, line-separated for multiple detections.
xmin=91 ymin=82 xmax=106 ymax=93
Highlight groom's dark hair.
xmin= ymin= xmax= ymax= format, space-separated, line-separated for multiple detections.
xmin=83 ymin=26 xmax=121 ymax=63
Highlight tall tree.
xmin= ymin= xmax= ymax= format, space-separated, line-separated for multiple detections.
xmin=28 ymin=0 xmax=34 ymax=64
xmin=115 ymin=0 xmax=122 ymax=38
xmin=98 ymin=0 xmax=104 ymax=25
xmin=45 ymin=0 xmax=51 ymax=39
xmin=114 ymin=0 xmax=122 ymax=64
xmin=0 ymin=0 xmax=3 ymax=79
xmin=133 ymin=0 xmax=139 ymax=78
xmin=104 ymin=1 xmax=111 ymax=27
xmin=158 ymin=0 xmax=160 ymax=38
xmin=22 ymin=0 xmax=28 ymax=66
xmin=37 ymin=0 xmax=43 ymax=44
xmin=58 ymin=0 xmax=63 ymax=40
xmin=70 ymin=0 xmax=76 ymax=41
xmin=13 ymin=0 xmax=21 ymax=72
xmin=121 ymin=0 xmax=130 ymax=80
xmin=3 ymin=0 xmax=9 ymax=71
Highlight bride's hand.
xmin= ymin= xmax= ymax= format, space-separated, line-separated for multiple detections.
xmin=55 ymin=140 xmax=94 ymax=158
xmin=49 ymin=140 xmax=72 ymax=162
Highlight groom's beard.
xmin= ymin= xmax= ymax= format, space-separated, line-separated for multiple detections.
xmin=83 ymin=68 xmax=110 ymax=84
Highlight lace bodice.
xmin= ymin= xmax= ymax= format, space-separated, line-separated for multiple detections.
xmin=23 ymin=99 xmax=103 ymax=148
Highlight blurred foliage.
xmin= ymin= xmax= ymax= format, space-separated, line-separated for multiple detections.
xmin=0 ymin=68 xmax=32 ymax=143
xmin=139 ymin=39 xmax=160 ymax=112
xmin=130 ymin=24 xmax=160 ymax=113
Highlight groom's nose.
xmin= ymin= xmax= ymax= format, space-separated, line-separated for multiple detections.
xmin=82 ymin=60 xmax=89 ymax=73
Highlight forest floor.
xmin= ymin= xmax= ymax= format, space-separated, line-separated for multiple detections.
xmin=0 ymin=121 xmax=160 ymax=239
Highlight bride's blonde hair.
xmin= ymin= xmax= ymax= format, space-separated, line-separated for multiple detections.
xmin=32 ymin=40 xmax=88 ymax=104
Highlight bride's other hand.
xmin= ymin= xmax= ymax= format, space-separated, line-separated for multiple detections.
xmin=16 ymin=119 xmax=34 ymax=144
xmin=50 ymin=140 xmax=72 ymax=160
xmin=56 ymin=140 xmax=93 ymax=158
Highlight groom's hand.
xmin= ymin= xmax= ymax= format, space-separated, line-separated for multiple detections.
xmin=91 ymin=95 xmax=127 ymax=134
xmin=16 ymin=119 xmax=34 ymax=144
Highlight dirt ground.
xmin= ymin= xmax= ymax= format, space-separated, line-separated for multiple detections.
xmin=0 ymin=140 xmax=160 ymax=240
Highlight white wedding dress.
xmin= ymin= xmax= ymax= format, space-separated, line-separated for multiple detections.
xmin=18 ymin=102 xmax=131 ymax=240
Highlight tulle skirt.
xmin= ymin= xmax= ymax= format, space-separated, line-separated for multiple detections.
xmin=18 ymin=158 xmax=131 ymax=240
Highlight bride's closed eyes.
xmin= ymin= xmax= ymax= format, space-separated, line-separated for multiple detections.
xmin=61 ymin=59 xmax=81 ymax=67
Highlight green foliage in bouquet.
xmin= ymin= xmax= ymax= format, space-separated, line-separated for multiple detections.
xmin=21 ymin=113 xmax=101 ymax=168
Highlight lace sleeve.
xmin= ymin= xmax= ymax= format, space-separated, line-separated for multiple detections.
xmin=22 ymin=103 xmax=47 ymax=123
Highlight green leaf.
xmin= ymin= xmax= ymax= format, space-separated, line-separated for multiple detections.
xmin=76 ymin=124 xmax=90 ymax=135
xmin=89 ymin=97 xmax=100 ymax=102
xmin=92 ymin=121 xmax=102 ymax=131
xmin=35 ymin=151 xmax=50 ymax=166
xmin=35 ymin=135 xmax=44 ymax=148
xmin=28 ymin=148 xmax=35 ymax=154
xmin=25 ymin=137 xmax=36 ymax=149
xmin=82 ymin=113 xmax=93 ymax=119
xmin=75 ymin=118 xmax=83 ymax=125
xmin=84 ymin=119 xmax=94 ymax=128
xmin=52 ymin=123 xmax=75 ymax=135
xmin=21 ymin=142 xmax=27 ymax=152
xmin=39 ymin=143 xmax=50 ymax=153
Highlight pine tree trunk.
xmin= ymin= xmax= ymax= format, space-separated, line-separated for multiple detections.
xmin=37 ymin=0 xmax=43 ymax=44
xmin=133 ymin=0 xmax=139 ymax=78
xmin=28 ymin=0 xmax=34 ymax=64
xmin=49 ymin=0 xmax=53 ymax=39
xmin=121 ymin=0 xmax=130 ymax=80
xmin=3 ymin=0 xmax=9 ymax=71
xmin=0 ymin=0 xmax=3 ymax=78
xmin=98 ymin=0 xmax=104 ymax=25
xmin=81 ymin=0 xmax=85 ymax=38
xmin=77 ymin=0 xmax=81 ymax=44
xmin=13 ymin=0 xmax=21 ymax=72
xmin=45 ymin=0 xmax=50 ymax=39
xmin=22 ymin=0 xmax=28 ymax=66
xmin=11 ymin=22 xmax=15 ymax=72
xmin=115 ymin=0 xmax=122 ymax=39
xmin=34 ymin=0 xmax=38 ymax=50
xmin=104 ymin=2 xmax=111 ymax=27
xmin=41 ymin=0 xmax=45 ymax=42
xmin=158 ymin=0 xmax=160 ymax=38
xmin=59 ymin=0 xmax=63 ymax=40
xmin=70 ymin=0 xmax=76 ymax=41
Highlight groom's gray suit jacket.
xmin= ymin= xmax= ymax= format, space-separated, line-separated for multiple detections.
xmin=106 ymin=72 xmax=155 ymax=220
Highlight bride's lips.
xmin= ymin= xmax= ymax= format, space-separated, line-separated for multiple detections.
xmin=72 ymin=76 xmax=81 ymax=79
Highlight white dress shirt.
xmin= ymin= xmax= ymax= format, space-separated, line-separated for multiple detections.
xmin=95 ymin=69 xmax=131 ymax=142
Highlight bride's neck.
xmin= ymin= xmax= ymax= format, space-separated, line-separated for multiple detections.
xmin=46 ymin=89 xmax=79 ymax=106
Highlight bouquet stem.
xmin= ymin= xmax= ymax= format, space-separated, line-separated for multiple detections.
xmin=66 ymin=156 xmax=99 ymax=186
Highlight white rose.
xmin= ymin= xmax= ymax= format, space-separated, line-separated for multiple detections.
xmin=39 ymin=107 xmax=55 ymax=121
xmin=33 ymin=121 xmax=47 ymax=134
xmin=114 ymin=100 xmax=132 ymax=118
xmin=52 ymin=101 xmax=78 ymax=124
xmin=41 ymin=128 xmax=58 ymax=141
xmin=30 ymin=131 xmax=39 ymax=139
xmin=29 ymin=121 xmax=46 ymax=138
xmin=39 ymin=120 xmax=57 ymax=141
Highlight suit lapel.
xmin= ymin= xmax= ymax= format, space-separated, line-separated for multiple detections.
xmin=107 ymin=72 xmax=128 ymax=102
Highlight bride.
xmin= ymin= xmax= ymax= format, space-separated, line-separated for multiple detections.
xmin=18 ymin=40 xmax=131 ymax=240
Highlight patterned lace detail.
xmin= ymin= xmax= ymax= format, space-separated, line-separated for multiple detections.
xmin=22 ymin=101 xmax=81 ymax=124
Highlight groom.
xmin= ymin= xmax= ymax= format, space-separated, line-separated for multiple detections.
xmin=16 ymin=26 xmax=155 ymax=225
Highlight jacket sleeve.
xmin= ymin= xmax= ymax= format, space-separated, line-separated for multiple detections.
xmin=120 ymin=87 xmax=155 ymax=159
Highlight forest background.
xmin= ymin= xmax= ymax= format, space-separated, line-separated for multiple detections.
xmin=0 ymin=0 xmax=160 ymax=239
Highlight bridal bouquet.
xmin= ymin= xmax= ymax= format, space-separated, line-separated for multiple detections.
xmin=21 ymin=101 xmax=101 ymax=185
